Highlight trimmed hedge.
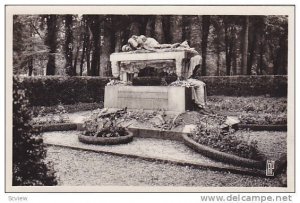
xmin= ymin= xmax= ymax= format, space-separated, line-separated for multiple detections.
xmin=15 ymin=75 xmax=287 ymax=107
xmin=195 ymin=75 xmax=287 ymax=97
xmin=16 ymin=76 xmax=111 ymax=106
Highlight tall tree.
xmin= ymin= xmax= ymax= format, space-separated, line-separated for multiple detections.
xmin=154 ymin=15 xmax=165 ymax=43
xmin=201 ymin=16 xmax=211 ymax=76
xmin=45 ymin=15 xmax=58 ymax=75
xmin=189 ymin=15 xmax=201 ymax=53
xmin=211 ymin=16 xmax=224 ymax=76
xmin=170 ymin=15 xmax=183 ymax=43
xmin=241 ymin=16 xmax=249 ymax=75
xmin=145 ymin=16 xmax=154 ymax=37
xmin=64 ymin=15 xmax=75 ymax=76
xmin=129 ymin=16 xmax=141 ymax=36
xmin=88 ymin=15 xmax=103 ymax=76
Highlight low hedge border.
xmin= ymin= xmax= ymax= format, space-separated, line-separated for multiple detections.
xmin=34 ymin=123 xmax=78 ymax=132
xmin=238 ymin=124 xmax=287 ymax=131
xmin=78 ymin=131 xmax=134 ymax=145
xmin=182 ymin=134 xmax=266 ymax=169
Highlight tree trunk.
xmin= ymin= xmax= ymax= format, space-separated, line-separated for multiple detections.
xmin=232 ymin=42 xmax=237 ymax=75
xmin=45 ymin=15 xmax=58 ymax=75
xmin=189 ymin=15 xmax=201 ymax=53
xmin=28 ymin=57 xmax=33 ymax=76
xmin=129 ymin=20 xmax=140 ymax=37
xmin=114 ymin=30 xmax=123 ymax=52
xmin=73 ymin=45 xmax=80 ymax=75
xmin=79 ymin=43 xmax=86 ymax=76
xmin=224 ymin=20 xmax=231 ymax=76
xmin=86 ymin=40 xmax=91 ymax=76
xmin=64 ymin=15 xmax=75 ymax=76
xmin=201 ymin=16 xmax=211 ymax=76
xmin=100 ymin=19 xmax=112 ymax=77
xmin=216 ymin=51 xmax=220 ymax=76
xmin=241 ymin=16 xmax=249 ymax=75
xmin=247 ymin=18 xmax=258 ymax=75
xmin=154 ymin=15 xmax=164 ymax=43
xmin=89 ymin=15 xmax=101 ymax=76
xmin=170 ymin=15 xmax=183 ymax=43
xmin=145 ymin=17 xmax=154 ymax=37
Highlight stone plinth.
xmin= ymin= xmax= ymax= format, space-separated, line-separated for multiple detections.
xmin=104 ymin=86 xmax=192 ymax=112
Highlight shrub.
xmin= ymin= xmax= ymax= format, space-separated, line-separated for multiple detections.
xmin=17 ymin=76 xmax=111 ymax=106
xmin=29 ymin=102 xmax=103 ymax=117
xmin=13 ymin=77 xmax=57 ymax=186
xmin=83 ymin=108 xmax=129 ymax=137
xmin=189 ymin=123 xmax=265 ymax=160
xmin=195 ymin=75 xmax=287 ymax=97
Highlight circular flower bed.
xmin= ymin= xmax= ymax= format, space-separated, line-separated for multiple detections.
xmin=183 ymin=122 xmax=266 ymax=168
xmin=78 ymin=130 xmax=133 ymax=145
xmin=79 ymin=108 xmax=134 ymax=145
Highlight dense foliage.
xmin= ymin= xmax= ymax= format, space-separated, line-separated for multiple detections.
xmin=83 ymin=109 xmax=129 ymax=137
xmin=31 ymin=104 xmax=69 ymax=125
xmin=13 ymin=77 xmax=57 ymax=186
xmin=207 ymin=96 xmax=287 ymax=125
xmin=30 ymin=102 xmax=102 ymax=117
xmin=18 ymin=76 xmax=110 ymax=106
xmin=13 ymin=14 xmax=288 ymax=77
xmin=16 ymin=75 xmax=287 ymax=107
xmin=197 ymin=75 xmax=287 ymax=97
xmin=189 ymin=123 xmax=265 ymax=160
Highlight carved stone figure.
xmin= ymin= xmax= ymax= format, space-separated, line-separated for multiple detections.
xmin=122 ymin=35 xmax=193 ymax=52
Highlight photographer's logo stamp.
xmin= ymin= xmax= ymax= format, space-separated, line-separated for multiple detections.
xmin=266 ymin=160 xmax=275 ymax=176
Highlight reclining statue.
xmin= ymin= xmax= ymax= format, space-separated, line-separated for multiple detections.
xmin=122 ymin=35 xmax=192 ymax=52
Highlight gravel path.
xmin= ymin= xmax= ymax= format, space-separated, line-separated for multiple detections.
xmin=43 ymin=131 xmax=235 ymax=168
xmin=43 ymin=130 xmax=287 ymax=166
xmin=46 ymin=146 xmax=282 ymax=187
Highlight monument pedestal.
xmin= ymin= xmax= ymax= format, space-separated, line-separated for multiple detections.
xmin=104 ymin=86 xmax=192 ymax=113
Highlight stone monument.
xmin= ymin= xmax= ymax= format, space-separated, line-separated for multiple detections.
xmin=104 ymin=35 xmax=206 ymax=113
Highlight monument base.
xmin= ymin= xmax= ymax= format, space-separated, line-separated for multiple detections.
xmin=104 ymin=86 xmax=192 ymax=113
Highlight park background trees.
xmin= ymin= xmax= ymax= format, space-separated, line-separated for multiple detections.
xmin=13 ymin=15 xmax=288 ymax=77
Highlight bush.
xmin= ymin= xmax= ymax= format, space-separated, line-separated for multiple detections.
xmin=189 ymin=123 xmax=265 ymax=160
xmin=196 ymin=75 xmax=287 ymax=97
xmin=13 ymin=77 xmax=57 ymax=186
xmin=29 ymin=102 xmax=103 ymax=117
xmin=17 ymin=76 xmax=111 ymax=106
xmin=83 ymin=108 xmax=129 ymax=138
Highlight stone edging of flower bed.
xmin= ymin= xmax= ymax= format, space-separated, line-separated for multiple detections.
xmin=39 ymin=122 xmax=287 ymax=175
xmin=78 ymin=131 xmax=134 ymax=145
xmin=182 ymin=134 xmax=265 ymax=169
xmin=45 ymin=142 xmax=266 ymax=178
